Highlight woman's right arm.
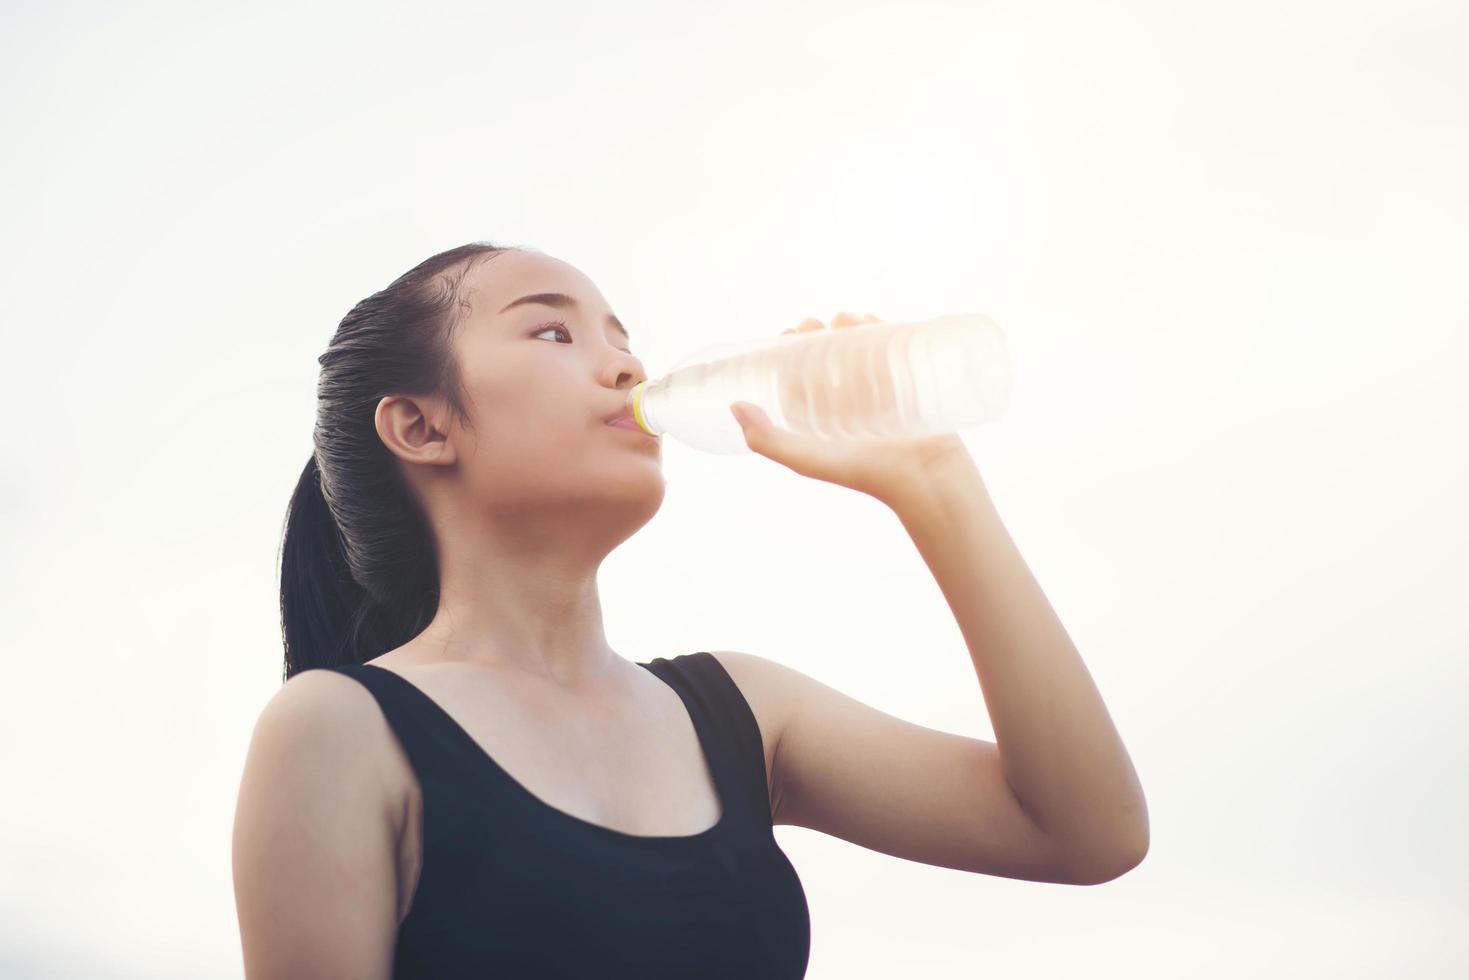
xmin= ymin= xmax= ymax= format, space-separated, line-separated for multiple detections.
xmin=232 ymin=670 xmax=401 ymax=979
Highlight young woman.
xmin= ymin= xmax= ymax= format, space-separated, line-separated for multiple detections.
xmin=232 ymin=242 xmax=1148 ymax=979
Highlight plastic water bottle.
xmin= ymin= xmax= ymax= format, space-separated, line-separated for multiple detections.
xmin=624 ymin=313 xmax=1013 ymax=455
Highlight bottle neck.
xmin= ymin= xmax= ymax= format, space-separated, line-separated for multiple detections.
xmin=630 ymin=379 xmax=657 ymax=435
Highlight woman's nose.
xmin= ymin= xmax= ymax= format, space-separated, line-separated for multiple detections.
xmin=604 ymin=349 xmax=646 ymax=389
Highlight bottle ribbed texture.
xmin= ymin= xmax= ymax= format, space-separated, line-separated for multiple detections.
xmin=635 ymin=313 xmax=1012 ymax=454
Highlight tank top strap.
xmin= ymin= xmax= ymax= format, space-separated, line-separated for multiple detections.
xmin=313 ymin=663 xmax=477 ymax=786
xmin=640 ymin=651 xmax=772 ymax=831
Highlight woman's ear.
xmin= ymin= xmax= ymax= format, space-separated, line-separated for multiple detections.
xmin=375 ymin=393 xmax=458 ymax=468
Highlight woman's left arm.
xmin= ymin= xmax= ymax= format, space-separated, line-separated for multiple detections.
xmin=880 ymin=449 xmax=1150 ymax=874
xmin=729 ymin=310 xmax=1147 ymax=881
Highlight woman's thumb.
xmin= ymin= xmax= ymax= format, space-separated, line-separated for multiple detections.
xmin=730 ymin=401 xmax=773 ymax=449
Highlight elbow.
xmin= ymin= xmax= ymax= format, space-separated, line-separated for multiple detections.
xmin=1065 ymin=828 xmax=1150 ymax=886
xmin=1071 ymin=791 xmax=1150 ymax=885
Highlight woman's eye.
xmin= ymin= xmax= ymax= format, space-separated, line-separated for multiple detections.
xmin=532 ymin=323 xmax=572 ymax=343
xmin=532 ymin=323 xmax=633 ymax=355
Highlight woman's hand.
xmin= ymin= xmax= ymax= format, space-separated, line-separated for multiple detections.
xmin=729 ymin=311 xmax=973 ymax=503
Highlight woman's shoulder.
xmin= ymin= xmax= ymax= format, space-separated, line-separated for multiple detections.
xmin=704 ymin=649 xmax=788 ymax=722
xmin=248 ymin=667 xmax=413 ymax=823
xmin=266 ymin=666 xmax=392 ymax=741
xmin=292 ymin=663 xmax=420 ymax=753
xmin=234 ymin=668 xmax=405 ymax=973
xmin=703 ymin=650 xmax=792 ymax=816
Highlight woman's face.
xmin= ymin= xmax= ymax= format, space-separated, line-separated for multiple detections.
xmin=442 ymin=249 xmax=665 ymax=528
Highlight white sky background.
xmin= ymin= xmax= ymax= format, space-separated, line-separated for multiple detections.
xmin=1 ymin=0 xmax=1465 ymax=976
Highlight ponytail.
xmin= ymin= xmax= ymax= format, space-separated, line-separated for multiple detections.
xmin=278 ymin=455 xmax=370 ymax=680
xmin=277 ymin=242 xmax=516 ymax=680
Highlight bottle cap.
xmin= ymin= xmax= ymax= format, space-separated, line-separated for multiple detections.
xmin=629 ymin=380 xmax=654 ymax=435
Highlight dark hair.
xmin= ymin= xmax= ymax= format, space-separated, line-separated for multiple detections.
xmin=277 ymin=242 xmax=519 ymax=681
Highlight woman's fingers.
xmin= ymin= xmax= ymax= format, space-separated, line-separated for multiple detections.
xmin=782 ymin=312 xmax=881 ymax=335
xmin=782 ymin=317 xmax=824 ymax=335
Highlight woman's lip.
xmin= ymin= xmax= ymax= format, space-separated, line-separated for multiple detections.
xmin=607 ymin=416 xmax=657 ymax=437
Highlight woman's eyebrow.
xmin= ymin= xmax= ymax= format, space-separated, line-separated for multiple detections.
xmin=498 ymin=292 xmax=630 ymax=343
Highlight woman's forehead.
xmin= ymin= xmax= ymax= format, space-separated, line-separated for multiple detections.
xmin=464 ymin=250 xmax=596 ymax=313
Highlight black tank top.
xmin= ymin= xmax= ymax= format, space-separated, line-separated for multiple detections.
xmin=318 ymin=651 xmax=811 ymax=979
